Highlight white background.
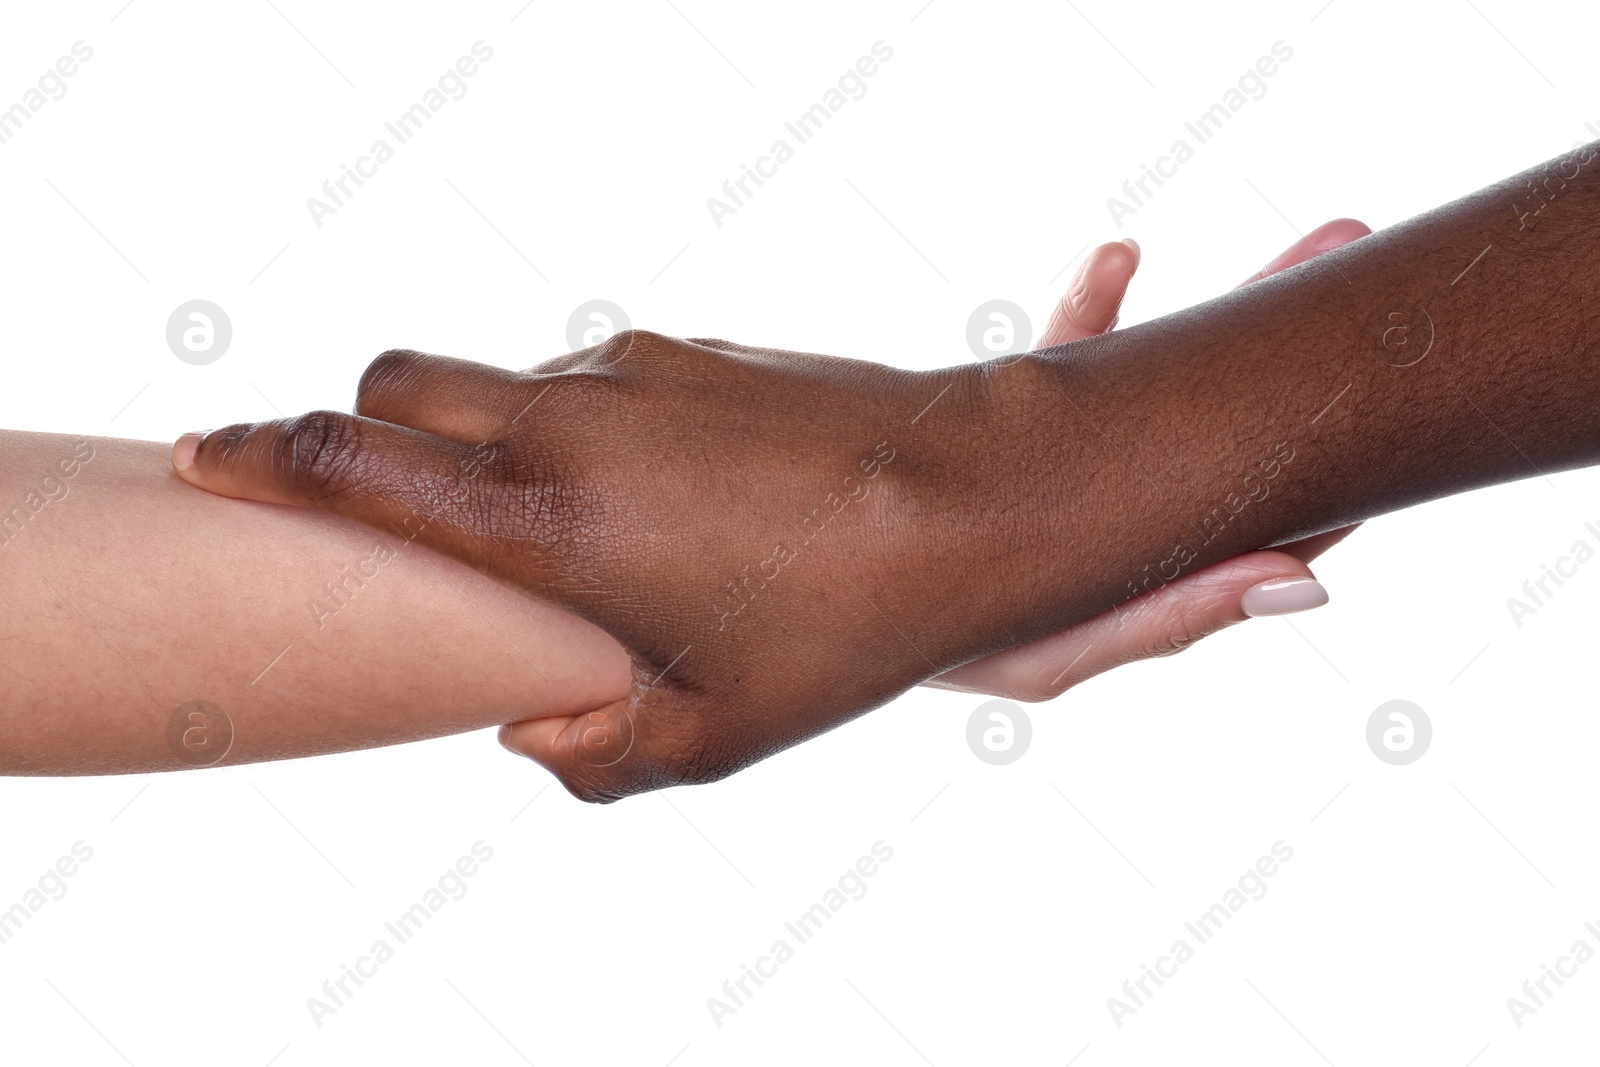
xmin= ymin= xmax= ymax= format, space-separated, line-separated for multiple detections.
xmin=1 ymin=0 xmax=1598 ymax=1063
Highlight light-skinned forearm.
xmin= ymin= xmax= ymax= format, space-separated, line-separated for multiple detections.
xmin=0 ymin=431 xmax=628 ymax=774
xmin=160 ymin=141 xmax=1600 ymax=800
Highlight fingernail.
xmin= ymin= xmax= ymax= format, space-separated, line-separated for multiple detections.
xmin=172 ymin=432 xmax=206 ymax=472
xmin=1241 ymin=576 xmax=1328 ymax=617
xmin=497 ymin=724 xmax=518 ymax=753
xmin=1119 ymin=237 xmax=1141 ymax=268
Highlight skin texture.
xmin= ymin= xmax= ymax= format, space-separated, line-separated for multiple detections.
xmin=0 ymin=231 xmax=1345 ymax=777
xmin=0 ymin=224 xmax=1365 ymax=781
xmin=931 ymin=221 xmax=1365 ymax=698
xmin=171 ymin=139 xmax=1600 ymax=806
xmin=0 ymin=431 xmax=620 ymax=774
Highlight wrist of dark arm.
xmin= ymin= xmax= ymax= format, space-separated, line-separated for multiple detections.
xmin=974 ymin=140 xmax=1600 ymax=647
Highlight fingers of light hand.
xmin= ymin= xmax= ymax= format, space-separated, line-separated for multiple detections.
xmin=1032 ymin=219 xmax=1367 ymax=349
xmin=1038 ymin=239 xmax=1141 ymax=349
xmin=499 ymin=716 xmax=612 ymax=798
xmin=1274 ymin=523 xmax=1361 ymax=565
xmin=930 ymin=551 xmax=1326 ymax=702
xmin=499 ymin=699 xmax=687 ymax=805
xmin=1237 ymin=218 xmax=1371 ymax=287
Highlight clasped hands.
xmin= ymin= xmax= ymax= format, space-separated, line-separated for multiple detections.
xmin=172 ymin=222 xmax=1365 ymax=801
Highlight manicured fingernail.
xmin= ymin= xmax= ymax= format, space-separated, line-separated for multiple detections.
xmin=1119 ymin=237 xmax=1141 ymax=268
xmin=1241 ymin=576 xmax=1328 ymax=617
xmin=172 ymin=432 xmax=205 ymax=472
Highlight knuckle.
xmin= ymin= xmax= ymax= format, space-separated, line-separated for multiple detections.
xmin=546 ymin=328 xmax=679 ymax=379
xmin=1013 ymin=659 xmax=1089 ymax=702
xmin=606 ymin=327 xmax=661 ymax=351
xmin=539 ymin=369 xmax=622 ymax=422
xmin=555 ymin=755 xmax=649 ymax=804
xmin=652 ymin=734 xmax=744 ymax=789
xmin=1144 ymin=635 xmax=1190 ymax=658
xmin=481 ymin=445 xmax=603 ymax=562
xmin=557 ymin=771 xmax=627 ymax=805
xmin=545 ymin=702 xmax=747 ymax=800
xmin=1144 ymin=611 xmax=1219 ymax=659
xmin=591 ymin=327 xmax=668 ymax=369
xmin=279 ymin=410 xmax=360 ymax=500
xmin=605 ymin=327 xmax=646 ymax=349
xmin=528 ymin=351 xmax=582 ymax=375
xmin=1012 ymin=681 xmax=1065 ymax=704
xmin=358 ymin=348 xmax=425 ymax=400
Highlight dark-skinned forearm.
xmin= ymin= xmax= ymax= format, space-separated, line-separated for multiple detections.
xmin=164 ymin=140 xmax=1600 ymax=799
xmin=1004 ymin=140 xmax=1599 ymax=635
